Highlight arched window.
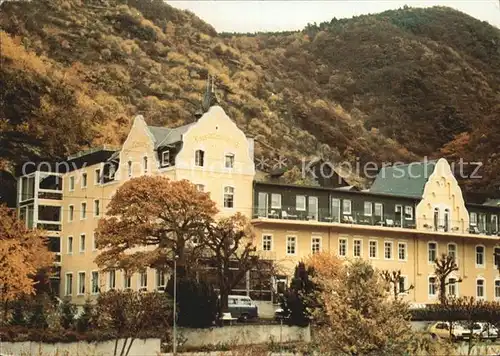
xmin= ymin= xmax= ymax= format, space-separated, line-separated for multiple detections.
xmin=433 ymin=208 xmax=439 ymax=231
xmin=444 ymin=208 xmax=450 ymax=232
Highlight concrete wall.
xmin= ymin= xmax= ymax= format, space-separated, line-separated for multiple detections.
xmin=179 ymin=324 xmax=311 ymax=348
xmin=1 ymin=338 xmax=160 ymax=356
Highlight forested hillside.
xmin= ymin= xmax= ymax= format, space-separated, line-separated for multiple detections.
xmin=1 ymin=0 xmax=500 ymax=191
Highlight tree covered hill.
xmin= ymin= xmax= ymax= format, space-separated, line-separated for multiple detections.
xmin=1 ymin=0 xmax=500 ymax=190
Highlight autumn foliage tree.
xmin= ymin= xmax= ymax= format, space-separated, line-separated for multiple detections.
xmin=95 ymin=176 xmax=218 ymax=277
xmin=0 ymin=205 xmax=53 ymax=323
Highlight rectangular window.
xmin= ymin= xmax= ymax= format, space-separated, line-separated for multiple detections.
xmin=94 ymin=200 xmax=100 ymax=217
xmin=65 ymin=273 xmax=73 ymax=296
xmin=353 ymin=239 xmax=362 ymax=257
xmin=374 ymin=203 xmax=383 ymax=217
xmin=493 ymin=215 xmax=499 ymax=232
xmin=223 ymin=186 xmax=234 ymax=208
xmin=332 ymin=198 xmax=341 ymax=222
xmin=312 ymin=237 xmax=321 ymax=254
xmin=398 ymin=276 xmax=407 ymax=294
xmin=448 ymin=278 xmax=457 ymax=297
xmin=225 ymin=153 xmax=234 ymax=168
xmin=92 ymin=233 xmax=97 ymax=251
xmin=196 ymin=184 xmax=205 ymax=192
xmin=369 ymin=240 xmax=378 ymax=258
xmin=69 ymin=176 xmax=75 ymax=191
xmin=95 ymin=169 xmax=101 ymax=185
xmin=476 ymin=246 xmax=485 ymax=267
xmin=364 ymin=202 xmax=372 ymax=216
xmin=68 ymin=236 xmax=73 ymax=254
xmin=495 ymin=248 xmax=500 ymax=269
xmin=398 ymin=242 xmax=407 ymax=261
xmin=429 ymin=277 xmax=436 ymax=297
xmin=338 ymin=238 xmax=347 ymax=257
xmin=108 ymin=270 xmax=116 ymax=290
xmin=124 ymin=274 xmax=132 ymax=290
xmin=156 ymin=270 xmax=166 ymax=290
xmin=82 ymin=172 xmax=87 ymax=188
xmin=404 ymin=206 xmax=413 ymax=220
xmin=428 ymin=242 xmax=437 ymax=263
xmin=384 ymin=241 xmax=393 ymax=259
xmin=79 ymin=234 xmax=86 ymax=253
xmin=91 ymin=271 xmax=99 ymax=295
xmin=68 ymin=205 xmax=74 ymax=222
xmin=470 ymin=212 xmax=478 ymax=225
xmin=477 ymin=279 xmax=485 ymax=299
xmin=495 ymin=280 xmax=500 ymax=299
xmin=195 ymin=150 xmax=204 ymax=167
xmin=343 ymin=200 xmax=352 ymax=215
xmin=271 ymin=194 xmax=282 ymax=209
xmin=78 ymin=272 xmax=86 ymax=295
xmin=81 ymin=202 xmax=87 ymax=219
xmin=296 ymin=195 xmax=306 ymax=211
xmin=139 ymin=271 xmax=148 ymax=289
xmin=286 ymin=236 xmax=297 ymax=255
xmin=162 ymin=151 xmax=170 ymax=167
xmin=143 ymin=156 xmax=148 ymax=173
xmin=128 ymin=161 xmax=132 ymax=177
xmin=262 ymin=235 xmax=272 ymax=251
xmin=448 ymin=243 xmax=457 ymax=261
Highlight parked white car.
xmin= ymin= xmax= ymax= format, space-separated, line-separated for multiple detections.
xmin=471 ymin=322 xmax=498 ymax=341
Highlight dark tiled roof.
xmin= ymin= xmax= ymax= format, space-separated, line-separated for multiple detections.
xmin=148 ymin=123 xmax=194 ymax=149
xmin=370 ymin=161 xmax=437 ymax=198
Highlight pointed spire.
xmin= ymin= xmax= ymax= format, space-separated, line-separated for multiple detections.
xmin=201 ymin=74 xmax=219 ymax=113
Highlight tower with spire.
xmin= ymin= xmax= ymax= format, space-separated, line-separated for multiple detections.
xmin=195 ymin=74 xmax=219 ymax=120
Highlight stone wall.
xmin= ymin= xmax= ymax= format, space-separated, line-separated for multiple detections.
xmin=179 ymin=324 xmax=311 ymax=348
xmin=0 ymin=338 xmax=160 ymax=356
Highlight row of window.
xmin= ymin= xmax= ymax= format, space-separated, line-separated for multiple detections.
xmin=260 ymin=193 xmax=414 ymax=219
xmin=68 ymin=169 xmax=101 ymax=191
xmin=64 ymin=270 xmax=167 ymax=296
xmin=67 ymin=234 xmax=97 ymax=254
xmin=470 ymin=212 xmax=499 ymax=230
xmin=426 ymin=242 xmax=500 ymax=268
xmin=427 ymin=277 xmax=500 ymax=300
xmin=67 ymin=200 xmax=100 ymax=222
xmin=262 ymin=235 xmax=408 ymax=260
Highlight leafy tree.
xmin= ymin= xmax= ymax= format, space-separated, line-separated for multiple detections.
xmin=313 ymin=259 xmax=414 ymax=355
xmin=0 ymin=205 xmax=53 ymax=323
xmin=166 ymin=277 xmax=217 ymax=328
xmin=96 ymin=176 xmax=218 ymax=278
xmin=95 ymin=290 xmax=172 ymax=356
xmin=381 ymin=269 xmax=414 ymax=300
xmin=10 ymin=299 xmax=26 ymax=326
xmin=59 ymin=296 xmax=76 ymax=330
xmin=203 ymin=213 xmax=260 ymax=317
xmin=281 ymin=262 xmax=316 ymax=326
xmin=28 ymin=298 xmax=48 ymax=329
xmin=76 ymin=298 xmax=94 ymax=333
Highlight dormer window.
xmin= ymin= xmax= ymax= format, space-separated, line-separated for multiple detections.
xmin=195 ymin=150 xmax=204 ymax=167
xmin=225 ymin=153 xmax=234 ymax=168
xmin=161 ymin=150 xmax=170 ymax=167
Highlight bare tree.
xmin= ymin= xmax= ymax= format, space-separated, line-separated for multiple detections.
xmin=380 ymin=270 xmax=414 ymax=300
xmin=434 ymin=253 xmax=462 ymax=305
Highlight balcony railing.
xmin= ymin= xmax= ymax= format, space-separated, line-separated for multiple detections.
xmin=468 ymin=222 xmax=500 ymax=236
xmin=38 ymin=191 xmax=63 ymax=200
xmin=252 ymin=206 xmax=416 ymax=229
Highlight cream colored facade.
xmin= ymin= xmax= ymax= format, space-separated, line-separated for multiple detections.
xmin=17 ymin=106 xmax=500 ymax=306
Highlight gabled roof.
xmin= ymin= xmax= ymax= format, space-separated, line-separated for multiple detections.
xmin=148 ymin=123 xmax=194 ymax=149
xmin=370 ymin=161 xmax=437 ymax=198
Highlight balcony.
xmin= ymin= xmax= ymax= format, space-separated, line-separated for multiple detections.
xmin=252 ymin=206 xmax=416 ymax=229
xmin=468 ymin=223 xmax=500 ymax=236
